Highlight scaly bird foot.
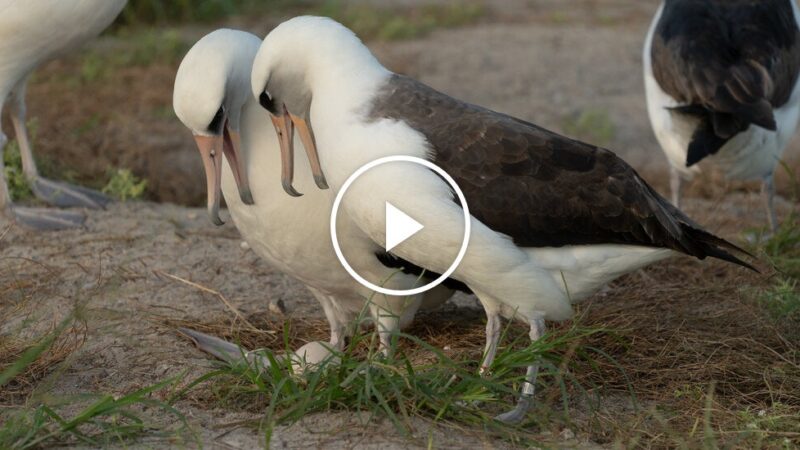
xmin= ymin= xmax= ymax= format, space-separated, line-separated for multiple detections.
xmin=494 ymin=395 xmax=533 ymax=424
xmin=31 ymin=177 xmax=112 ymax=209
xmin=13 ymin=206 xmax=86 ymax=231
xmin=178 ymin=328 xmax=272 ymax=369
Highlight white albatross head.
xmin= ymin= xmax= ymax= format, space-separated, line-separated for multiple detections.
xmin=173 ymin=29 xmax=260 ymax=225
xmin=250 ymin=16 xmax=388 ymax=196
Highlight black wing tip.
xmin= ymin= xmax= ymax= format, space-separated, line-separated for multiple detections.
xmin=685 ymin=127 xmax=729 ymax=167
xmin=705 ymin=247 xmax=760 ymax=273
xmin=748 ymin=101 xmax=777 ymax=131
xmin=682 ymin=225 xmax=759 ymax=273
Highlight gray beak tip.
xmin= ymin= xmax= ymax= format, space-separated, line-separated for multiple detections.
xmin=240 ymin=189 xmax=255 ymax=205
xmin=314 ymin=175 xmax=329 ymax=190
xmin=210 ymin=211 xmax=225 ymax=226
xmin=282 ymin=180 xmax=303 ymax=197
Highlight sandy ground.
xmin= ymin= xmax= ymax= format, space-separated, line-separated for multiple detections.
xmin=2 ymin=1 xmax=800 ymax=448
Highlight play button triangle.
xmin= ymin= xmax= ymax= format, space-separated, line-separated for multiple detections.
xmin=385 ymin=202 xmax=424 ymax=252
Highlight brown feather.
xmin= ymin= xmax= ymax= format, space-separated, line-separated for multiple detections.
xmin=367 ymin=75 xmax=753 ymax=271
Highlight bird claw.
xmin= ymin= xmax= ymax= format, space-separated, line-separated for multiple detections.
xmin=494 ymin=395 xmax=533 ymax=424
xmin=32 ymin=177 xmax=112 ymax=209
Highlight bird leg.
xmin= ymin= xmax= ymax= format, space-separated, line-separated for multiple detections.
xmin=761 ymin=175 xmax=778 ymax=233
xmin=0 ymin=129 xmax=85 ymax=230
xmin=309 ymin=288 xmax=347 ymax=351
xmin=670 ymin=167 xmax=684 ymax=207
xmin=0 ymin=132 xmax=11 ymax=216
xmin=8 ymin=82 xmax=110 ymax=210
xmin=375 ymin=307 xmax=400 ymax=357
xmin=480 ymin=312 xmax=502 ymax=375
xmin=495 ymin=315 xmax=545 ymax=424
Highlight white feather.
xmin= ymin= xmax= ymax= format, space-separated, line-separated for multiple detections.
xmin=174 ymin=29 xmax=452 ymax=346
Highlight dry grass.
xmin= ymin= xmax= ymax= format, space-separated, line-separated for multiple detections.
xmin=0 ymin=323 xmax=86 ymax=406
xmin=0 ymin=245 xmax=87 ymax=408
xmin=568 ymin=259 xmax=799 ymax=446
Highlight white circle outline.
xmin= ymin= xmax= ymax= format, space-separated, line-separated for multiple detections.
xmin=330 ymin=155 xmax=471 ymax=296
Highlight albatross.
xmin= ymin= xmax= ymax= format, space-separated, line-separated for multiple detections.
xmin=249 ymin=16 xmax=756 ymax=423
xmin=0 ymin=0 xmax=127 ymax=230
xmin=644 ymin=0 xmax=800 ymax=231
xmin=173 ymin=29 xmax=455 ymax=360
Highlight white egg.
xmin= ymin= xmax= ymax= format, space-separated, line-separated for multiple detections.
xmin=290 ymin=341 xmax=340 ymax=374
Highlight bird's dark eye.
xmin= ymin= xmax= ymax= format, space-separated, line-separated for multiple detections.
xmin=208 ymin=107 xmax=225 ymax=134
xmin=259 ymin=91 xmax=276 ymax=113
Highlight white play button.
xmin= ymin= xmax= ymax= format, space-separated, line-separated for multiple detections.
xmin=384 ymin=202 xmax=424 ymax=252
xmin=331 ymin=155 xmax=471 ymax=297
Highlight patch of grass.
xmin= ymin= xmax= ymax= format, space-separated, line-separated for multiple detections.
xmin=79 ymin=53 xmax=110 ymax=83
xmin=0 ymin=377 xmax=190 ymax=449
xmin=0 ymin=326 xmax=86 ymax=407
xmin=738 ymin=402 xmax=800 ymax=437
xmin=759 ymin=277 xmax=800 ymax=321
xmin=113 ymin=29 xmax=188 ymax=66
xmin=749 ymin=164 xmax=800 ymax=323
xmin=562 ymin=109 xmax=616 ymax=147
xmin=763 ymin=214 xmax=800 ymax=278
xmin=318 ymin=2 xmax=485 ymax=41
xmin=116 ymin=1 xmax=483 ymax=41
xmin=117 ymin=0 xmax=269 ymax=25
xmin=2 ymin=139 xmax=34 ymax=202
xmin=0 ymin=316 xmax=78 ymax=397
xmin=0 ymin=313 xmax=191 ymax=449
xmin=757 ymin=214 xmax=800 ymax=323
xmin=102 ymin=169 xmax=148 ymax=201
xmin=174 ymin=309 xmax=618 ymax=447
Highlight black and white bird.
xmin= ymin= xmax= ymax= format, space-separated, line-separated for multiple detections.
xmin=0 ymin=0 xmax=127 ymax=230
xmin=644 ymin=0 xmax=800 ymax=231
xmin=249 ymin=16 xmax=755 ymax=423
xmin=173 ymin=29 xmax=454 ymax=361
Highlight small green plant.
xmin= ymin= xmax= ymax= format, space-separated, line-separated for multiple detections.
xmin=562 ymin=109 xmax=616 ymax=147
xmin=760 ymin=277 xmax=800 ymax=321
xmin=672 ymin=383 xmax=705 ymax=401
xmin=102 ymin=169 xmax=147 ymax=201
xmin=2 ymin=140 xmax=33 ymax=202
xmin=79 ymin=53 xmax=110 ymax=83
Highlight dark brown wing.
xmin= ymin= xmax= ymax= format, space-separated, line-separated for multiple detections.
xmin=368 ymin=75 xmax=753 ymax=269
xmin=651 ymin=0 xmax=800 ymax=164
